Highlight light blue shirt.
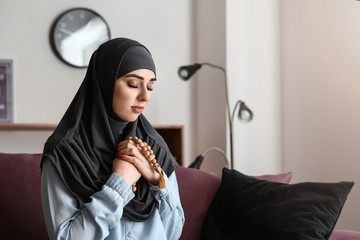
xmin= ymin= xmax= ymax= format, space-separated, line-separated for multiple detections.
xmin=41 ymin=159 xmax=185 ymax=240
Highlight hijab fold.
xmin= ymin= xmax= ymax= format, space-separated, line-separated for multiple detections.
xmin=42 ymin=38 xmax=178 ymax=222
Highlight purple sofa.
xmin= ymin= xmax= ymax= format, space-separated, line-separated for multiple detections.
xmin=0 ymin=152 xmax=359 ymax=240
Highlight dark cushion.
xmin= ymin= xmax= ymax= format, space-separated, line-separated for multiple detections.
xmin=176 ymin=166 xmax=293 ymax=240
xmin=0 ymin=153 xmax=48 ymax=240
xmin=201 ymin=168 xmax=354 ymax=240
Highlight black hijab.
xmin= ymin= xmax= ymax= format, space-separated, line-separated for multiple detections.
xmin=41 ymin=38 xmax=178 ymax=222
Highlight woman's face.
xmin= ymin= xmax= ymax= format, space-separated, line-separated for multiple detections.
xmin=113 ymin=69 xmax=156 ymax=122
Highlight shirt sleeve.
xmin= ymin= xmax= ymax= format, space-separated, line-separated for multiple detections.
xmin=41 ymin=158 xmax=135 ymax=240
xmin=149 ymin=170 xmax=185 ymax=240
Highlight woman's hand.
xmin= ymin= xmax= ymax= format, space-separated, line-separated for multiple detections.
xmin=113 ymin=157 xmax=141 ymax=186
xmin=116 ymin=139 xmax=160 ymax=185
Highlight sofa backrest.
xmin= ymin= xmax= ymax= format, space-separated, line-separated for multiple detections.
xmin=0 ymin=153 xmax=48 ymax=240
xmin=175 ymin=166 xmax=221 ymax=240
xmin=0 ymin=153 xmax=220 ymax=240
xmin=1 ymin=153 xmax=354 ymax=240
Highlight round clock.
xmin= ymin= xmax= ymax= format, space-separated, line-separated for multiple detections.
xmin=50 ymin=8 xmax=111 ymax=68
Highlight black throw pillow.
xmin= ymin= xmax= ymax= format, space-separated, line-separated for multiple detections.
xmin=201 ymin=168 xmax=354 ymax=240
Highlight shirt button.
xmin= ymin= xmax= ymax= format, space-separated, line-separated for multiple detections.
xmin=127 ymin=232 xmax=132 ymax=237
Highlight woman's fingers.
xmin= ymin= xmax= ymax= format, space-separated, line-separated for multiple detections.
xmin=116 ymin=150 xmax=160 ymax=185
xmin=116 ymin=139 xmax=136 ymax=151
xmin=120 ymin=156 xmax=160 ymax=185
xmin=116 ymin=138 xmax=160 ymax=185
xmin=117 ymin=139 xmax=149 ymax=164
xmin=118 ymin=146 xmax=145 ymax=163
xmin=117 ymin=154 xmax=140 ymax=166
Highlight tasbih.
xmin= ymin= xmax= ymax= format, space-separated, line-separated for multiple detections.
xmin=116 ymin=136 xmax=166 ymax=192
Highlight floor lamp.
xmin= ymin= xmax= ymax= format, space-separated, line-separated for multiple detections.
xmin=178 ymin=62 xmax=253 ymax=169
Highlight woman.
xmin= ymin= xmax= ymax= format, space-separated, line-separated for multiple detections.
xmin=41 ymin=38 xmax=184 ymax=239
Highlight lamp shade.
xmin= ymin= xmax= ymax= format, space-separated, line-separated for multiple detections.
xmin=238 ymin=102 xmax=254 ymax=123
xmin=178 ymin=63 xmax=202 ymax=80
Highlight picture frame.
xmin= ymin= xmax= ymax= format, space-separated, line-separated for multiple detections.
xmin=0 ymin=59 xmax=13 ymax=123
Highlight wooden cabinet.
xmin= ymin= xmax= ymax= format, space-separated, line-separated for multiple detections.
xmin=154 ymin=125 xmax=184 ymax=166
xmin=0 ymin=123 xmax=184 ymax=166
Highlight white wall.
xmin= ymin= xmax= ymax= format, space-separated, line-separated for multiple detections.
xmin=0 ymin=0 xmax=194 ymax=165
xmin=226 ymin=0 xmax=282 ymax=175
xmin=281 ymin=0 xmax=360 ymax=231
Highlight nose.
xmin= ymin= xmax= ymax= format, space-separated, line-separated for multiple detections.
xmin=137 ymin=86 xmax=151 ymax=102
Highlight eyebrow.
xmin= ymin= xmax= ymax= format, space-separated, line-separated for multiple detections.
xmin=124 ymin=73 xmax=157 ymax=81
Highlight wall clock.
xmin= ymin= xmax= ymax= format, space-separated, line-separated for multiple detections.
xmin=50 ymin=8 xmax=111 ymax=68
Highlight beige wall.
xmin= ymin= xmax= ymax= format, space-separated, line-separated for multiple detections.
xmin=281 ymin=0 xmax=360 ymax=230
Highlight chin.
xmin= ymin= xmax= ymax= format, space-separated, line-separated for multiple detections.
xmin=124 ymin=114 xmax=140 ymax=122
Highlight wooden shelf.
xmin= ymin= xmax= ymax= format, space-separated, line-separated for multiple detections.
xmin=0 ymin=123 xmax=184 ymax=166
xmin=0 ymin=123 xmax=57 ymax=130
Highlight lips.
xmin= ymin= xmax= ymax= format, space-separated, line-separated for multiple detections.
xmin=131 ymin=106 xmax=144 ymax=113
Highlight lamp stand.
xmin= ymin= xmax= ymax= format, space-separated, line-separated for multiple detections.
xmin=200 ymin=63 xmax=235 ymax=169
xmin=179 ymin=62 xmax=253 ymax=170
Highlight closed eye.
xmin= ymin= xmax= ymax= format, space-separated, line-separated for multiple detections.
xmin=128 ymin=83 xmax=154 ymax=91
xmin=128 ymin=83 xmax=138 ymax=88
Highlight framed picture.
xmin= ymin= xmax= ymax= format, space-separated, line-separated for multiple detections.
xmin=0 ymin=59 xmax=13 ymax=122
